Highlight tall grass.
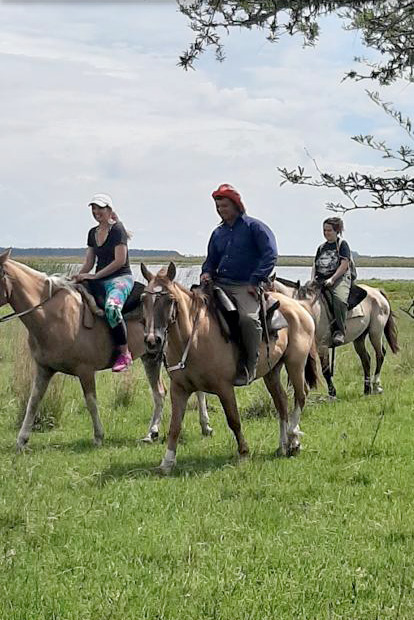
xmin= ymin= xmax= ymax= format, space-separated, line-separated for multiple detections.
xmin=0 ymin=282 xmax=413 ymax=619
xmin=11 ymin=326 xmax=67 ymax=431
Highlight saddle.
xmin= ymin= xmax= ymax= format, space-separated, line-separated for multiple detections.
xmin=78 ymin=280 xmax=145 ymax=328
xmin=321 ymin=283 xmax=368 ymax=318
xmin=198 ymin=284 xmax=288 ymax=344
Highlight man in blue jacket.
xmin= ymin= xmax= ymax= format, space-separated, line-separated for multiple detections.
xmin=201 ymin=183 xmax=278 ymax=386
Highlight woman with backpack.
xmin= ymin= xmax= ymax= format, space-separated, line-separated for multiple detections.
xmin=311 ymin=217 xmax=355 ymax=346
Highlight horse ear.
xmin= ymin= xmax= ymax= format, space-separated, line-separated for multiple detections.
xmin=167 ymin=262 xmax=176 ymax=282
xmin=141 ymin=263 xmax=154 ymax=282
xmin=0 ymin=248 xmax=11 ymax=264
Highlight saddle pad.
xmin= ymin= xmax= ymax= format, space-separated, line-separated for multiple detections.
xmin=347 ymin=303 xmax=364 ymax=319
xmin=270 ymin=309 xmax=288 ymax=331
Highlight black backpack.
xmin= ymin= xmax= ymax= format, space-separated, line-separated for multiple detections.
xmin=338 ymin=239 xmax=357 ymax=281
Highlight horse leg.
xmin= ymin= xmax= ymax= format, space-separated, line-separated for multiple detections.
xmin=319 ymin=347 xmax=336 ymax=399
xmin=368 ymin=331 xmax=385 ymax=394
xmin=284 ymin=357 xmax=307 ymax=456
xmin=196 ymin=392 xmax=213 ymax=436
xmin=78 ymin=371 xmax=104 ymax=446
xmin=16 ymin=364 xmax=54 ymax=451
xmin=140 ymin=353 xmax=166 ymax=443
xmin=218 ymin=387 xmax=249 ymax=457
xmin=353 ymin=333 xmax=372 ymax=395
xmin=159 ymin=382 xmax=190 ymax=474
xmin=263 ymin=362 xmax=289 ymax=457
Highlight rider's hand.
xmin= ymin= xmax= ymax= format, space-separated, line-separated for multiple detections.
xmin=72 ymin=273 xmax=93 ymax=283
xmin=200 ymin=272 xmax=212 ymax=285
xmin=247 ymin=284 xmax=259 ymax=299
xmin=324 ymin=277 xmax=335 ymax=288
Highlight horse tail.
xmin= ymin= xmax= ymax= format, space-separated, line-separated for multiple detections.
xmin=380 ymin=290 xmax=400 ymax=354
xmin=305 ymin=338 xmax=319 ymax=389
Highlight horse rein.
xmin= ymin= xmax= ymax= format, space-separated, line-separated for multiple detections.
xmin=0 ymin=268 xmax=54 ymax=324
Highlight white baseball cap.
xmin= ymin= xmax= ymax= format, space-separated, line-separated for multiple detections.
xmin=88 ymin=193 xmax=113 ymax=209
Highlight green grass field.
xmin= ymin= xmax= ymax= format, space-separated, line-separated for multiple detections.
xmin=0 ymin=281 xmax=413 ymax=619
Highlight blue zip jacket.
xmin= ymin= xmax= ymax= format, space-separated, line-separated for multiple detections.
xmin=201 ymin=214 xmax=278 ymax=285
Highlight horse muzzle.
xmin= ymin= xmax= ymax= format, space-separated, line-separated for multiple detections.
xmin=144 ymin=331 xmax=164 ymax=354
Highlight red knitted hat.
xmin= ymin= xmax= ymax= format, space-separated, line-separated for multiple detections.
xmin=212 ymin=183 xmax=246 ymax=213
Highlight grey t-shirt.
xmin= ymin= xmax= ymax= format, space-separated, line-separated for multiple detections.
xmin=314 ymin=239 xmax=351 ymax=281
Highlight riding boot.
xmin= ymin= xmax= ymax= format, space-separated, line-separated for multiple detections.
xmin=234 ymin=316 xmax=262 ymax=386
xmin=332 ymin=298 xmax=348 ymax=346
xmin=324 ymin=275 xmax=350 ymax=347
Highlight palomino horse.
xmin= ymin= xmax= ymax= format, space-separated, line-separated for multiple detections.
xmin=140 ymin=263 xmax=318 ymax=474
xmin=296 ymin=280 xmax=399 ymax=398
xmin=0 ymin=250 xmax=212 ymax=450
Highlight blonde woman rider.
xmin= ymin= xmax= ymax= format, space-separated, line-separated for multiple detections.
xmin=73 ymin=193 xmax=134 ymax=372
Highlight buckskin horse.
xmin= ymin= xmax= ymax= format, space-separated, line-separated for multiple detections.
xmin=0 ymin=250 xmax=212 ymax=450
xmin=140 ymin=263 xmax=319 ymax=474
xmin=274 ymin=277 xmax=399 ymax=398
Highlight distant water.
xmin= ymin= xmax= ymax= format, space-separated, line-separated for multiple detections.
xmin=130 ymin=265 xmax=414 ymax=285
xmin=66 ymin=263 xmax=414 ymax=284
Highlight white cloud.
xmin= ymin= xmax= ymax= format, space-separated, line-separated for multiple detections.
xmin=0 ymin=4 xmax=413 ymax=255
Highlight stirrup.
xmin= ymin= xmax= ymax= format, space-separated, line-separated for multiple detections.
xmin=233 ymin=365 xmax=256 ymax=387
xmin=332 ymin=331 xmax=345 ymax=346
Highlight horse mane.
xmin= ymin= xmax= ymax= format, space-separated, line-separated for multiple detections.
xmin=49 ymin=274 xmax=78 ymax=293
xmin=7 ymin=259 xmax=77 ymax=294
xmin=152 ymin=275 xmax=212 ymax=318
xmin=298 ymin=280 xmax=318 ymax=299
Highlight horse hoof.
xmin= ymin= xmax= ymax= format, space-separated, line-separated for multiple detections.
xmin=93 ymin=437 xmax=103 ymax=447
xmin=238 ymin=451 xmax=250 ymax=463
xmin=16 ymin=439 xmax=28 ymax=453
xmin=140 ymin=432 xmax=159 ymax=444
xmin=202 ymin=426 xmax=213 ymax=437
xmin=154 ymin=463 xmax=174 ymax=476
xmin=276 ymin=446 xmax=287 ymax=458
xmin=140 ymin=435 xmax=154 ymax=444
xmin=287 ymin=444 xmax=301 ymax=457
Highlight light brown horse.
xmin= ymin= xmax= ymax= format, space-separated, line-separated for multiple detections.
xmin=0 ymin=250 xmax=212 ymax=450
xmin=296 ymin=280 xmax=399 ymax=397
xmin=140 ymin=263 xmax=318 ymax=473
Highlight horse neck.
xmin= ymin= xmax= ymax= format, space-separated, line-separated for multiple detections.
xmin=274 ymin=282 xmax=292 ymax=297
xmin=304 ymin=293 xmax=325 ymax=327
xmin=171 ymin=285 xmax=197 ymax=340
xmin=5 ymin=260 xmax=50 ymax=330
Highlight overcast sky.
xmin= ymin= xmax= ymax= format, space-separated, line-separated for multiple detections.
xmin=1 ymin=1 xmax=413 ymax=256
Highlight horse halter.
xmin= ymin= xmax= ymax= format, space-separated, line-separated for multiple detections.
xmin=143 ymin=288 xmax=177 ymax=325
xmin=142 ymin=288 xmax=177 ymax=351
xmin=142 ymin=286 xmax=201 ymax=373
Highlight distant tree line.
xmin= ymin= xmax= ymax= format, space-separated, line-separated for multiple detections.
xmin=1 ymin=248 xmax=183 ymax=258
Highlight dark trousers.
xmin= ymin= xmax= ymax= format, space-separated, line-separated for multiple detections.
xmin=323 ymin=274 xmax=351 ymax=335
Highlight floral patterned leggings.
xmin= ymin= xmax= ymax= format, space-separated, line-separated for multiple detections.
xmin=102 ymin=275 xmax=134 ymax=346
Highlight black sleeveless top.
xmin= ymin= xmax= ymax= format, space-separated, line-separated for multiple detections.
xmin=87 ymin=222 xmax=132 ymax=280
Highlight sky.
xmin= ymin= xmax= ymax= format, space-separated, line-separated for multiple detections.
xmin=1 ymin=1 xmax=413 ymax=256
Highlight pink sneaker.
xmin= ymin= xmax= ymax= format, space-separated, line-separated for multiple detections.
xmin=112 ymin=352 xmax=132 ymax=373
